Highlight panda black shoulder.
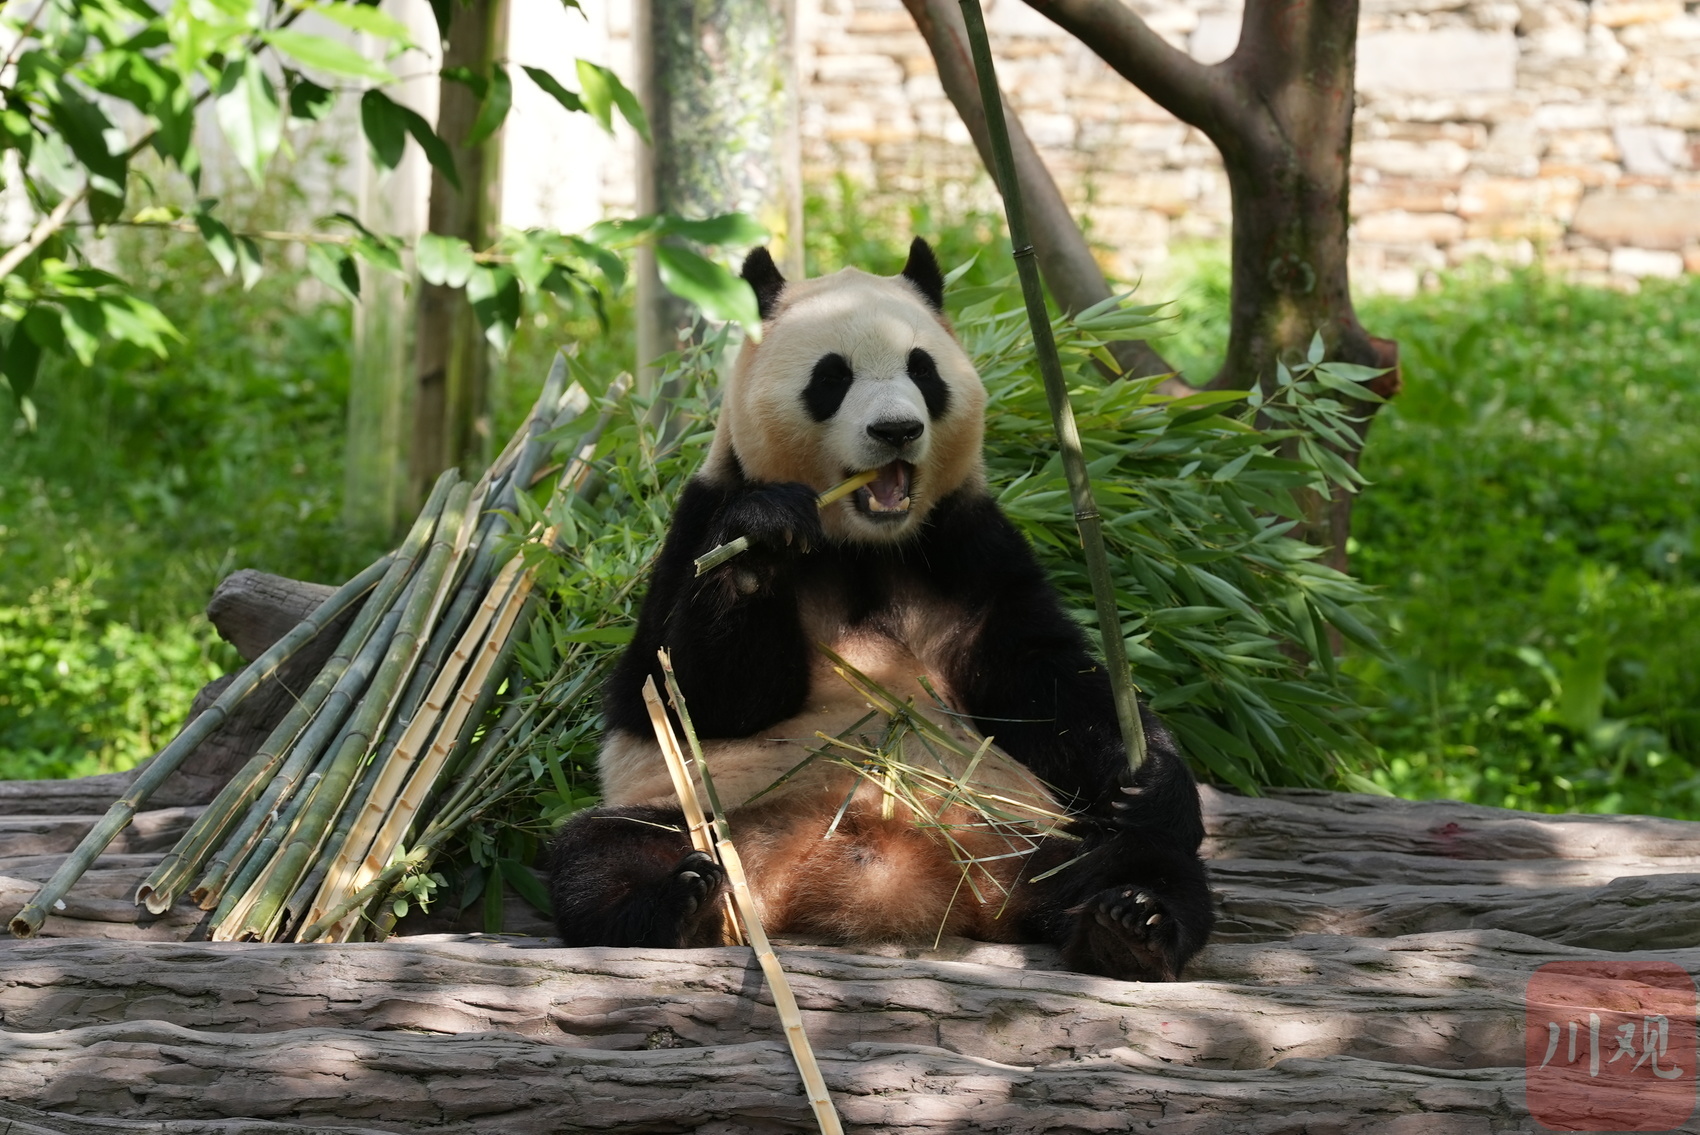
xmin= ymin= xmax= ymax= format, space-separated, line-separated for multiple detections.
xmin=913 ymin=489 xmax=1053 ymax=593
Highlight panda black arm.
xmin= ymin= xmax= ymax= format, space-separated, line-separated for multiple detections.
xmin=603 ymin=476 xmax=818 ymax=741
xmin=924 ymin=493 xmax=1203 ymax=849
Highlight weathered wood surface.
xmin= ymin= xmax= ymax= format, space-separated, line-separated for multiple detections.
xmin=0 ymin=1021 xmax=1530 ymax=1134
xmin=4 ymin=576 xmax=1699 ymax=1131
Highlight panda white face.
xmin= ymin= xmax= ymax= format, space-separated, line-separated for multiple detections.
xmin=709 ymin=248 xmax=988 ymax=544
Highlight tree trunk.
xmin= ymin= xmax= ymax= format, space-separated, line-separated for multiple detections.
xmin=635 ymin=0 xmax=802 ymax=395
xmin=410 ymin=0 xmax=510 ymax=506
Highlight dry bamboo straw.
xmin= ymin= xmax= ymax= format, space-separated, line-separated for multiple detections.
xmin=656 ymin=652 xmax=843 ymax=1135
xmin=219 ymin=483 xmax=476 ymax=941
xmin=641 ymin=677 xmax=742 ymax=946
xmin=693 ymin=469 xmax=881 ymax=577
xmin=6 ymin=553 xmax=394 ymax=939
xmin=308 ymin=557 xmax=535 ymax=940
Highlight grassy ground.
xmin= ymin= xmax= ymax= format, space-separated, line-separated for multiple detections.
xmin=5 ymin=214 xmax=1698 ymax=820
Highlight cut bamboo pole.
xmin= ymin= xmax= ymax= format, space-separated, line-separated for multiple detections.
xmin=6 ymin=553 xmax=394 ymax=939
xmin=693 ymin=469 xmax=881 ymax=576
xmin=657 ymin=652 xmax=842 ymax=1135
xmin=219 ymin=483 xmax=476 ymax=941
xmin=192 ymin=567 xmax=425 ymax=911
xmin=954 ymin=0 xmax=1147 ymax=774
xmin=136 ymin=476 xmax=459 ymax=914
xmin=308 ymin=555 xmax=535 ymax=940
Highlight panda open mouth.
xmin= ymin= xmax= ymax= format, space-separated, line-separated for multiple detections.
xmin=852 ymin=461 xmax=914 ymax=519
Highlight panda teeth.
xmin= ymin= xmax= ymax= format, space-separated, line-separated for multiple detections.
xmin=865 ymin=495 xmax=912 ymax=513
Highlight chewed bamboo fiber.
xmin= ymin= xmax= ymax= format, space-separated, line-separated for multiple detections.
xmin=650 ymin=654 xmax=843 ymax=1135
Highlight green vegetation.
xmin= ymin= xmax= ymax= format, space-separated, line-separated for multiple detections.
xmin=6 ymin=203 xmax=1698 ymax=822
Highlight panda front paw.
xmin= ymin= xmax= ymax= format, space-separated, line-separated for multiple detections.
xmin=712 ymin=482 xmax=824 ymax=556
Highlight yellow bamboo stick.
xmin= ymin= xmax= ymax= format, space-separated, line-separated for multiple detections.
xmin=312 ymin=558 xmax=535 ymax=941
xmin=656 ymin=652 xmax=843 ymax=1135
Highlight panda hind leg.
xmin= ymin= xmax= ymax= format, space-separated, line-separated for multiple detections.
xmin=546 ymin=805 xmax=730 ymax=949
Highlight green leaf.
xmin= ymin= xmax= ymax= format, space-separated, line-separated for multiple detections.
xmin=265 ymin=29 xmax=392 ymax=81
xmin=556 ymin=625 xmax=634 ymax=645
xmin=46 ymin=82 xmax=126 ymax=198
xmin=383 ymin=96 xmax=461 ymax=191
xmin=1313 ymin=367 xmax=1386 ymax=403
xmin=658 ymin=213 xmax=768 ymax=247
xmin=1306 ymin=330 xmax=1324 ymax=365
xmin=655 ymin=245 xmax=760 ymax=336
xmin=1147 ymin=606 xmax=1233 ymax=628
xmin=359 ymin=89 xmax=407 ymax=171
xmin=194 ymin=210 xmax=238 ymax=276
xmin=311 ymin=1 xmax=415 ymax=46
xmin=2 ymin=327 xmax=42 ymax=397
xmin=466 ymin=264 xmax=520 ymax=351
xmin=416 ymin=233 xmax=476 ymax=288
xmin=215 ymin=57 xmax=282 ymax=186
xmin=575 ymin=59 xmax=649 ymax=143
xmin=288 ymin=76 xmax=337 ymax=122
xmin=522 ymin=65 xmax=583 ymax=114
xmin=306 ymin=243 xmax=361 ymax=303
xmin=497 ymin=858 xmax=554 ymax=916
xmin=236 ymin=236 xmax=263 ymax=290
xmin=464 ymin=63 xmax=511 ymax=148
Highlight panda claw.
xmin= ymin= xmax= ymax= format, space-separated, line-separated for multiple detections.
xmin=1146 ymin=913 xmax=1162 ymax=927
xmin=1120 ymin=786 xmax=1145 ymax=796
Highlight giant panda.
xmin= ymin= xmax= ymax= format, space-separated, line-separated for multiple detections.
xmin=547 ymin=238 xmax=1215 ymax=981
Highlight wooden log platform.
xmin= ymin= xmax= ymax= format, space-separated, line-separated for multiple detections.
xmin=2 ymin=574 xmax=1696 ymax=1131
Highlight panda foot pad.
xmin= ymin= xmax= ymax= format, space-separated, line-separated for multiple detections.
xmin=1073 ymin=886 xmax=1186 ymax=982
xmin=660 ymin=850 xmax=729 ymax=942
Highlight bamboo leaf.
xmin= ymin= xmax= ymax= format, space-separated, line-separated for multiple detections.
xmin=417 ymin=233 xmax=477 ymax=288
xmin=464 ymin=63 xmax=512 ymax=147
xmin=521 ymin=65 xmax=584 ymax=114
xmin=265 ymin=29 xmax=392 ymax=82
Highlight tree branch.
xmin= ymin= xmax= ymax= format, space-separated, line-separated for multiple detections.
xmin=1021 ymin=0 xmax=1233 ymax=140
xmin=902 ymin=0 xmax=1180 ymax=384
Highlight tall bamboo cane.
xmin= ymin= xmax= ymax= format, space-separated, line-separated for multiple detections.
xmin=954 ymin=0 xmax=1147 ymax=773
xmin=6 ymin=553 xmax=394 ymax=938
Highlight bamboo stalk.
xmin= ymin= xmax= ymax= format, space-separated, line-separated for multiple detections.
xmin=308 ymin=556 xmax=535 ymax=941
xmin=6 ymin=553 xmax=394 ymax=939
xmin=220 ymin=483 xmax=476 ymax=941
xmin=657 ymin=652 xmax=842 ymax=1135
xmin=136 ymin=474 xmax=460 ymax=913
xmin=953 ymin=0 xmax=1147 ymax=773
xmin=693 ymin=469 xmax=881 ymax=576
xmin=191 ymin=552 xmax=431 ymax=911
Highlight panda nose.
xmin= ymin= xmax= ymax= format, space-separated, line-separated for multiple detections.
xmin=867 ymin=419 xmax=924 ymax=448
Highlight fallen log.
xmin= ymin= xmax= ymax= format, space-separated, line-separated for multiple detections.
xmin=0 ymin=1019 xmax=1529 ymax=1135
xmin=0 ymin=1099 xmax=392 ymax=1135
xmin=1205 ymin=785 xmax=1700 ymax=861
xmin=0 ymin=929 xmax=1649 ymax=1071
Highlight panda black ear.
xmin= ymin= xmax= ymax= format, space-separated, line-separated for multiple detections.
xmin=900 ymin=237 xmax=945 ymax=312
xmin=740 ymin=247 xmax=786 ymax=321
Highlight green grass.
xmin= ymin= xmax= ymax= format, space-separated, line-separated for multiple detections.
xmin=1350 ymin=272 xmax=1700 ymax=817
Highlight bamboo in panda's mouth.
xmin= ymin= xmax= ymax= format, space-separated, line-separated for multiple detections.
xmin=853 ymin=460 xmax=914 ymax=517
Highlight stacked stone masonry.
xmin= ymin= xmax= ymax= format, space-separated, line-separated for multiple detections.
xmin=596 ymin=0 xmax=1700 ymax=293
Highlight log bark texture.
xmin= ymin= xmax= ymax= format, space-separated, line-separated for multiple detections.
xmin=6 ymin=678 xmax=1700 ymax=1129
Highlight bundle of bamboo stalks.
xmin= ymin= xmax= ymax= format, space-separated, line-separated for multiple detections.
xmin=10 ymin=353 xmax=625 ymax=942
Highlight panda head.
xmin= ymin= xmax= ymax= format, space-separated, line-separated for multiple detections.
xmin=706 ymin=238 xmax=988 ymax=545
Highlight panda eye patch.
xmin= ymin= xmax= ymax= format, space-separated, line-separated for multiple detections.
xmin=802 ymin=352 xmax=855 ymax=422
xmin=907 ymin=348 xmax=950 ymax=419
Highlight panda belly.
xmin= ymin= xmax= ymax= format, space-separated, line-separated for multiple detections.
xmin=595 ymin=611 xmax=1066 ymax=945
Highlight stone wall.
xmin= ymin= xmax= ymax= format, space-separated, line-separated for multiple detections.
xmin=788 ymin=0 xmax=1700 ymax=292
